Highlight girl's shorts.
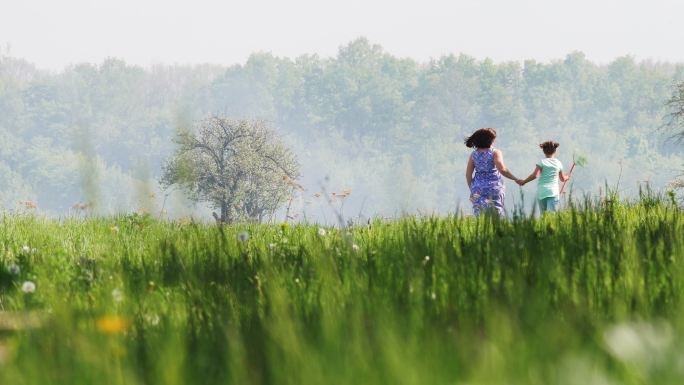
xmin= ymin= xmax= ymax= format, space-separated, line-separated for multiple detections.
xmin=539 ymin=196 xmax=559 ymax=213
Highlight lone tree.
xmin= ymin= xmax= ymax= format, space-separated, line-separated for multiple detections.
xmin=162 ymin=117 xmax=300 ymax=223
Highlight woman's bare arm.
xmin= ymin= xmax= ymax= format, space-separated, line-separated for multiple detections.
xmin=521 ymin=165 xmax=542 ymax=185
xmin=466 ymin=156 xmax=475 ymax=189
xmin=493 ymin=149 xmax=520 ymax=182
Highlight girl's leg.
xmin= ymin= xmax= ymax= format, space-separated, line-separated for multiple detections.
xmin=547 ymin=197 xmax=560 ymax=212
xmin=538 ymin=198 xmax=547 ymax=213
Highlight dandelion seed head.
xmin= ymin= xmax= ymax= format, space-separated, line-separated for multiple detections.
xmin=8 ymin=263 xmax=20 ymax=275
xmin=21 ymin=281 xmax=36 ymax=293
xmin=352 ymin=244 xmax=359 ymax=251
xmin=111 ymin=288 xmax=124 ymax=303
xmin=431 ymin=292 xmax=436 ymax=300
xmin=21 ymin=245 xmax=30 ymax=254
xmin=237 ymin=231 xmax=250 ymax=242
xmin=144 ymin=313 xmax=160 ymax=326
xmin=268 ymin=243 xmax=276 ymax=249
xmin=425 ymin=255 xmax=430 ymax=261
xmin=604 ymin=321 xmax=673 ymax=364
xmin=318 ymin=228 xmax=326 ymax=236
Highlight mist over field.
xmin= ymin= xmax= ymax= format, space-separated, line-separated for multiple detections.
xmin=0 ymin=38 xmax=682 ymax=221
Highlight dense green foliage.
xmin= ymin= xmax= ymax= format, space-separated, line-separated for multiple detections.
xmin=1 ymin=39 xmax=683 ymax=218
xmin=0 ymin=197 xmax=682 ymax=384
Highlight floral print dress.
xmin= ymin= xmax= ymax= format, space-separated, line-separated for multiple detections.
xmin=470 ymin=148 xmax=505 ymax=216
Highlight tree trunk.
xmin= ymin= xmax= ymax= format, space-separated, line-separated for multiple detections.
xmin=220 ymin=200 xmax=228 ymax=223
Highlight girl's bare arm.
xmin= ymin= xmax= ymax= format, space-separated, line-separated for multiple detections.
xmin=559 ymin=170 xmax=571 ymax=182
xmin=521 ymin=166 xmax=542 ymax=185
xmin=493 ymin=149 xmax=520 ymax=182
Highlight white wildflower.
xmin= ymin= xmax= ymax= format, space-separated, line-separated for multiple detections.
xmin=21 ymin=281 xmax=36 ymax=293
xmin=237 ymin=231 xmax=250 ymax=242
xmin=281 ymin=237 xmax=288 ymax=244
xmin=144 ymin=313 xmax=160 ymax=326
xmin=425 ymin=256 xmax=430 ymax=262
xmin=318 ymin=228 xmax=326 ymax=236
xmin=7 ymin=263 xmax=20 ymax=275
xmin=352 ymin=244 xmax=359 ymax=251
xmin=111 ymin=288 xmax=124 ymax=303
xmin=21 ymin=245 xmax=30 ymax=254
xmin=295 ymin=278 xmax=300 ymax=284
xmin=430 ymin=292 xmax=436 ymax=300
xmin=268 ymin=243 xmax=277 ymax=249
xmin=603 ymin=321 xmax=673 ymax=364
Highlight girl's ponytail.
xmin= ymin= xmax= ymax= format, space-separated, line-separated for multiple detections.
xmin=540 ymin=140 xmax=560 ymax=155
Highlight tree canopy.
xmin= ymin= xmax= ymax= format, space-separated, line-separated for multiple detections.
xmin=161 ymin=118 xmax=299 ymax=223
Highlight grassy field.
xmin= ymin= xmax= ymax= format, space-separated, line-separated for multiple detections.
xmin=0 ymin=195 xmax=682 ymax=385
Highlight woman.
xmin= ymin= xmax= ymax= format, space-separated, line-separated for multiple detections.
xmin=465 ymin=128 xmax=521 ymax=216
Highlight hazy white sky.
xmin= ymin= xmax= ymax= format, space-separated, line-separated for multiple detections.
xmin=1 ymin=0 xmax=682 ymax=70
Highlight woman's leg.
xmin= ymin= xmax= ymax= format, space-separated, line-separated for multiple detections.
xmin=492 ymin=191 xmax=505 ymax=217
xmin=470 ymin=189 xmax=483 ymax=216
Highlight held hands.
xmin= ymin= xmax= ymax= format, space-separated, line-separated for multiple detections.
xmin=515 ymin=178 xmax=526 ymax=186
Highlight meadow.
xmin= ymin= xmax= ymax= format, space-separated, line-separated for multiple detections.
xmin=0 ymin=194 xmax=682 ymax=385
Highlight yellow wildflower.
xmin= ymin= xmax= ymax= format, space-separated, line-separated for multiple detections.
xmin=96 ymin=316 xmax=129 ymax=334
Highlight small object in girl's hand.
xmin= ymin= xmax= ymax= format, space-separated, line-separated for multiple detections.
xmin=574 ymin=155 xmax=588 ymax=167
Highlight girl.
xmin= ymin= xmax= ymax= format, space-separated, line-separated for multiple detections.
xmin=465 ymin=128 xmax=521 ymax=216
xmin=519 ymin=141 xmax=571 ymax=213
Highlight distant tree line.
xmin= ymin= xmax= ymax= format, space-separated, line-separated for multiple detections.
xmin=0 ymin=38 xmax=682 ymax=217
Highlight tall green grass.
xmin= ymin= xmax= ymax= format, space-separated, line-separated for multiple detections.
xmin=0 ymin=196 xmax=682 ymax=385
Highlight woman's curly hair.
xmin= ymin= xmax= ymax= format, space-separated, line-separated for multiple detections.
xmin=465 ymin=128 xmax=497 ymax=148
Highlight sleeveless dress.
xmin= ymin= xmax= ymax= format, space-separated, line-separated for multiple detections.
xmin=470 ymin=148 xmax=505 ymax=216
